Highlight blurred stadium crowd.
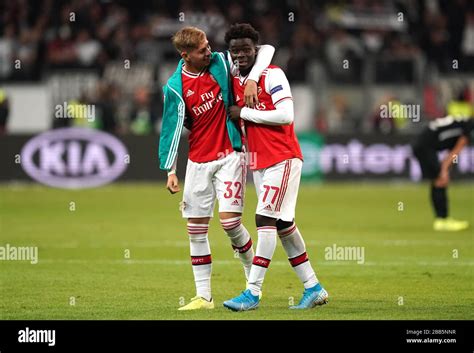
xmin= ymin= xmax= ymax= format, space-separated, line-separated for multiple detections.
xmin=1 ymin=0 xmax=473 ymax=135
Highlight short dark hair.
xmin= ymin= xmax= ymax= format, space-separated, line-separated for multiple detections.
xmin=224 ymin=23 xmax=259 ymax=45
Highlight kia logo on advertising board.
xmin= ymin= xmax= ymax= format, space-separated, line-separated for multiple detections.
xmin=21 ymin=128 xmax=128 ymax=189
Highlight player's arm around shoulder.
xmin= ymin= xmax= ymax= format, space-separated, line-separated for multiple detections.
xmin=245 ymin=44 xmax=275 ymax=107
xmin=224 ymin=45 xmax=275 ymax=108
xmin=236 ymin=67 xmax=294 ymax=126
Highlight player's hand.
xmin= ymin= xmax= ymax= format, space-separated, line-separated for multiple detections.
xmin=228 ymin=106 xmax=242 ymax=121
xmin=244 ymin=79 xmax=258 ymax=108
xmin=166 ymin=174 xmax=180 ymax=194
xmin=434 ymin=169 xmax=450 ymax=187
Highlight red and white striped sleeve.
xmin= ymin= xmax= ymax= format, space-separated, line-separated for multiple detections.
xmin=265 ymin=67 xmax=293 ymax=106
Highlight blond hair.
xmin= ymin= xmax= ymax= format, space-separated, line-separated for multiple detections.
xmin=172 ymin=26 xmax=206 ymax=52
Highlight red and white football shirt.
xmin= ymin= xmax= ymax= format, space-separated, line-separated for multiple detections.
xmin=182 ymin=67 xmax=233 ymax=163
xmin=232 ymin=65 xmax=302 ymax=170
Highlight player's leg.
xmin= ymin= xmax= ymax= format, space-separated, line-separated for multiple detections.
xmin=275 ymin=159 xmax=318 ymax=289
xmin=248 ymin=159 xmax=299 ymax=300
xmin=275 ymin=158 xmax=328 ymax=309
xmin=178 ymin=160 xmax=216 ymax=310
xmin=246 ymin=213 xmax=277 ymax=294
xmin=219 ymin=211 xmax=254 ymax=280
xmin=431 ymin=180 xmax=448 ymax=219
xmin=413 ymin=143 xmax=468 ymax=231
xmin=431 ymin=179 xmax=468 ymax=231
xmin=224 ymin=160 xmax=290 ymax=311
xmin=277 ymin=220 xmax=318 ymax=288
xmin=418 ymin=147 xmax=449 ymax=219
xmin=413 ymin=133 xmax=444 ymax=217
xmin=215 ymin=151 xmax=254 ymax=280
xmin=277 ymin=218 xmax=328 ymax=309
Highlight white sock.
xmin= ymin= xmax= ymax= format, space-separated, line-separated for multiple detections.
xmin=187 ymin=223 xmax=212 ymax=301
xmin=278 ymin=223 xmax=318 ymax=289
xmin=247 ymin=226 xmax=277 ymax=296
xmin=220 ymin=217 xmax=254 ymax=280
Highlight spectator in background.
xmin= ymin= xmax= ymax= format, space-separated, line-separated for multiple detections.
xmin=286 ymin=23 xmax=321 ymax=82
xmin=46 ymin=23 xmax=77 ymax=68
xmin=133 ymin=24 xmax=163 ymax=67
xmin=16 ymin=29 xmax=39 ymax=79
xmin=129 ymin=86 xmax=158 ymax=135
xmin=423 ymin=82 xmax=446 ymax=120
xmin=440 ymin=0 xmax=468 ymax=70
xmin=0 ymin=24 xmax=17 ymax=79
xmin=421 ymin=13 xmax=450 ymax=72
xmin=372 ymin=95 xmax=396 ymax=134
xmin=325 ymin=27 xmax=364 ymax=82
xmin=175 ymin=0 xmax=228 ymax=48
xmin=361 ymin=29 xmax=385 ymax=54
xmin=326 ymin=94 xmax=349 ymax=132
xmin=377 ymin=33 xmax=420 ymax=83
xmin=0 ymin=89 xmax=10 ymax=135
xmin=462 ymin=10 xmax=474 ymax=71
xmin=2 ymin=0 xmax=474 ymax=136
xmin=446 ymin=85 xmax=474 ymax=118
xmin=92 ymin=81 xmax=119 ymax=133
xmin=97 ymin=2 xmax=129 ymax=41
xmin=227 ymin=3 xmax=245 ymax=25
xmin=256 ymin=10 xmax=283 ymax=48
xmin=74 ymin=29 xmax=102 ymax=68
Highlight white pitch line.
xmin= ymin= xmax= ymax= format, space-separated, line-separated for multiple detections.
xmin=305 ymin=240 xmax=471 ymax=246
xmin=27 ymin=238 xmax=472 ymax=249
xmin=30 ymin=259 xmax=474 ymax=266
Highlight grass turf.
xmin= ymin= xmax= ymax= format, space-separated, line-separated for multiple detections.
xmin=0 ymin=182 xmax=472 ymax=320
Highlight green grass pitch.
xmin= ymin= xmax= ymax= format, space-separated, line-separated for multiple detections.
xmin=1 ymin=182 xmax=472 ymax=320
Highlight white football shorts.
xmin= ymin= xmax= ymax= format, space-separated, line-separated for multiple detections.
xmin=181 ymin=151 xmax=246 ymax=218
xmin=253 ymin=158 xmax=302 ymax=222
